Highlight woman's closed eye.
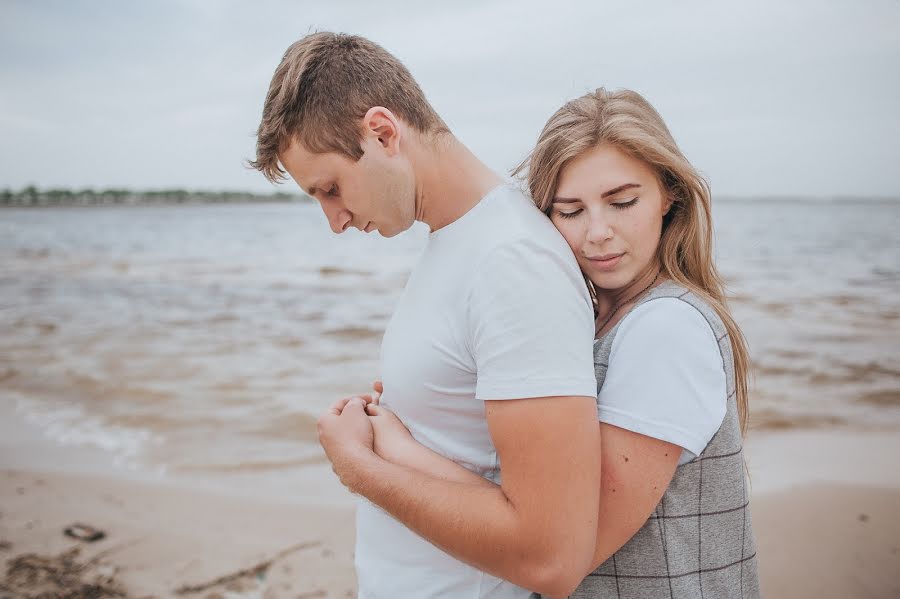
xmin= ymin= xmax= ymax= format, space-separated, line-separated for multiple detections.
xmin=555 ymin=208 xmax=583 ymax=219
xmin=612 ymin=197 xmax=638 ymax=209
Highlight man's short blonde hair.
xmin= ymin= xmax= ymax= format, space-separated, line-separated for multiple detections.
xmin=250 ymin=32 xmax=448 ymax=183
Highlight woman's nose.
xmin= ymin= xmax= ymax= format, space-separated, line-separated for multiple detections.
xmin=586 ymin=213 xmax=614 ymax=244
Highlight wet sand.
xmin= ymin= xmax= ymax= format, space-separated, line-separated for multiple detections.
xmin=0 ymin=469 xmax=355 ymax=598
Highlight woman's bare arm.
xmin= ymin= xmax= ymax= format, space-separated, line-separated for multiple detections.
xmin=368 ymin=402 xmax=682 ymax=576
xmin=367 ymin=403 xmax=494 ymax=488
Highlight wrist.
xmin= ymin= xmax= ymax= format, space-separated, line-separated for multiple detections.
xmin=334 ymin=445 xmax=380 ymax=493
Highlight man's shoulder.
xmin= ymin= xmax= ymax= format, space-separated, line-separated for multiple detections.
xmin=470 ymin=185 xmax=573 ymax=259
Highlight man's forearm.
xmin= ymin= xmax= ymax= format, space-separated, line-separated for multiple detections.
xmin=344 ymin=448 xmax=571 ymax=597
xmin=384 ymin=440 xmax=497 ymax=487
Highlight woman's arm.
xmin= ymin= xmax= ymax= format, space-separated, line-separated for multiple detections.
xmin=366 ymin=403 xmax=496 ymax=488
xmin=369 ymin=402 xmax=682 ymax=575
xmin=589 ymin=422 xmax=681 ymax=568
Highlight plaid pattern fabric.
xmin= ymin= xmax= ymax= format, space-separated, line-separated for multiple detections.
xmin=567 ymin=282 xmax=760 ymax=598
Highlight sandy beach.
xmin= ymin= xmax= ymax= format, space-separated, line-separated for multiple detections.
xmin=2 ymin=415 xmax=898 ymax=599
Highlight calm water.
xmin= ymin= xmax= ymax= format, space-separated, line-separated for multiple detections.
xmin=1 ymin=200 xmax=898 ymax=486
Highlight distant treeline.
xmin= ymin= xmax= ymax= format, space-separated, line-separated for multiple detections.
xmin=0 ymin=186 xmax=312 ymax=207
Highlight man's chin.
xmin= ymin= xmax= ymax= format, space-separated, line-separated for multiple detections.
xmin=379 ymin=219 xmax=415 ymax=238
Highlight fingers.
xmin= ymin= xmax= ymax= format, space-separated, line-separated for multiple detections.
xmin=328 ymin=394 xmax=373 ymax=416
xmin=343 ymin=396 xmax=368 ymax=414
xmin=371 ymin=380 xmax=383 ymax=405
xmin=365 ymin=403 xmax=382 ymax=416
xmin=328 ymin=396 xmax=354 ymax=416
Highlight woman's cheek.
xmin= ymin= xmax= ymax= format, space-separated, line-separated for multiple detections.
xmin=554 ymin=219 xmax=581 ymax=255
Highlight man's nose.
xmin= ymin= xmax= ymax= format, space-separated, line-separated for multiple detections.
xmin=322 ymin=203 xmax=352 ymax=234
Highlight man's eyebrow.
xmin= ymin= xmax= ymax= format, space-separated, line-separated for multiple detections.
xmin=601 ymin=183 xmax=641 ymax=198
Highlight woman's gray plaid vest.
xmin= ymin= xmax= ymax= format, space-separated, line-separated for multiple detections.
xmin=551 ymin=280 xmax=761 ymax=598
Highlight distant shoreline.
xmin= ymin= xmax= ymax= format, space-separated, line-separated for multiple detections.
xmin=2 ymin=187 xmax=897 ymax=207
xmin=0 ymin=187 xmax=313 ymax=207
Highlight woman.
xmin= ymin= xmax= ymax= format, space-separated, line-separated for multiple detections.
xmin=365 ymin=88 xmax=760 ymax=598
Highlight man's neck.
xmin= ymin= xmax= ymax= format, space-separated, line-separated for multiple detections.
xmin=411 ymin=135 xmax=504 ymax=233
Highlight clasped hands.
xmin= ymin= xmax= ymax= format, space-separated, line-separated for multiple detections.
xmin=317 ymin=380 xmax=415 ymax=489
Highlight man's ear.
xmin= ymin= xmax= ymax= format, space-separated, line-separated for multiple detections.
xmin=362 ymin=106 xmax=401 ymax=156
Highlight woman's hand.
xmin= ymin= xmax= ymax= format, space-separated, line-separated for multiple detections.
xmin=363 ymin=381 xmax=493 ymax=488
xmin=370 ymin=379 xmax=383 ymax=405
xmin=366 ymin=378 xmax=418 ymax=463
xmin=366 ymin=402 xmax=417 ymax=465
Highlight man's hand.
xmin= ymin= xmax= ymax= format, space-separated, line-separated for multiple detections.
xmin=317 ymin=395 xmax=375 ymax=490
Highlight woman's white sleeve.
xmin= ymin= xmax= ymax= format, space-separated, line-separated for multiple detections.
xmin=599 ymin=298 xmax=727 ymax=462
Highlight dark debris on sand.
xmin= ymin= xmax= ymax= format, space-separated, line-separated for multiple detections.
xmin=0 ymin=547 xmax=127 ymax=599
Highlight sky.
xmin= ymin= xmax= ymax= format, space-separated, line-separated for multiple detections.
xmin=1 ymin=0 xmax=898 ymax=197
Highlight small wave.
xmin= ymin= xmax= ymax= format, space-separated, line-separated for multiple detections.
xmin=274 ymin=336 xmax=304 ymax=348
xmin=824 ymin=294 xmax=865 ymax=306
xmin=756 ymin=360 xmax=900 ymax=386
xmin=760 ymin=301 xmax=792 ymax=315
xmin=105 ymin=411 xmax=190 ymax=432
xmin=750 ymin=409 xmax=848 ymax=431
xmin=9 ymin=319 xmax=58 ymax=334
xmin=207 ymin=313 xmax=240 ymax=324
xmin=754 ymin=363 xmax=817 ymax=378
xmin=15 ymin=248 xmax=50 ymax=260
xmin=11 ymin=392 xmax=162 ymax=466
xmin=858 ymin=389 xmax=900 ymax=407
xmin=293 ymin=310 xmax=326 ymax=322
xmin=319 ymin=266 xmax=371 ymax=277
xmin=833 ymin=361 xmax=900 ymax=382
xmin=323 ymin=326 xmax=382 ymax=340
xmin=871 ymin=267 xmax=900 ymax=280
xmin=246 ymin=411 xmax=320 ymax=443
xmin=771 ymin=349 xmax=813 ymax=360
xmin=172 ymin=454 xmax=328 ymax=474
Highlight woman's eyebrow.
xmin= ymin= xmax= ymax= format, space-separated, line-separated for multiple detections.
xmin=601 ymin=183 xmax=641 ymax=198
xmin=552 ymin=183 xmax=642 ymax=203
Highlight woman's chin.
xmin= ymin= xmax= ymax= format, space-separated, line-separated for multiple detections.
xmin=587 ymin=270 xmax=632 ymax=292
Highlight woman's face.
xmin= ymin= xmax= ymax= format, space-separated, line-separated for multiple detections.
xmin=550 ymin=144 xmax=672 ymax=293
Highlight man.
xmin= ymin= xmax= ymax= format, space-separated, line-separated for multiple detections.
xmin=251 ymin=32 xmax=599 ymax=599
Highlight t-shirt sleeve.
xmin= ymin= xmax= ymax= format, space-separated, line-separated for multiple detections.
xmin=599 ymin=298 xmax=727 ymax=459
xmin=467 ymin=237 xmax=597 ymax=401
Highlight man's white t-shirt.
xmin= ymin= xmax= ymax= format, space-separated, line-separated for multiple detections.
xmin=355 ymin=183 xmax=597 ymax=599
xmin=599 ymin=298 xmax=728 ymax=464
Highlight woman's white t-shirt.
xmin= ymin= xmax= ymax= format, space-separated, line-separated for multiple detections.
xmin=598 ymin=297 xmax=727 ymax=464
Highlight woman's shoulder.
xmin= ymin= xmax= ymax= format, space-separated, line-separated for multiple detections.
xmin=598 ymin=284 xmax=729 ymax=460
xmin=617 ymin=293 xmax=717 ymax=343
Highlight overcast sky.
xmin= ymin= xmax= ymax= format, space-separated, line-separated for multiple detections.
xmin=1 ymin=0 xmax=898 ymax=197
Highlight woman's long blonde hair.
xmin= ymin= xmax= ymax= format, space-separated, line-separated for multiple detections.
xmin=515 ymin=88 xmax=751 ymax=434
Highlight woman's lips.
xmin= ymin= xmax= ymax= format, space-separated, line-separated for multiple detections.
xmin=585 ymin=252 xmax=623 ymax=271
